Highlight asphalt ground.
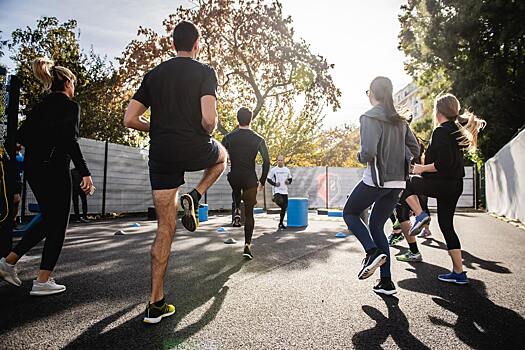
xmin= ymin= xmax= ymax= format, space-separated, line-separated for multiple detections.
xmin=1 ymin=212 xmax=524 ymax=349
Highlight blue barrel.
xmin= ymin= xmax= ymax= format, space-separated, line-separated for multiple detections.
xmin=198 ymin=204 xmax=209 ymax=222
xmin=287 ymin=197 xmax=309 ymax=227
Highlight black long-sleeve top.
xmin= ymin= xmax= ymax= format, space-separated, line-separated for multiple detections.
xmin=221 ymin=128 xmax=270 ymax=186
xmin=17 ymin=92 xmax=90 ymax=177
xmin=423 ymin=120 xmax=465 ymax=179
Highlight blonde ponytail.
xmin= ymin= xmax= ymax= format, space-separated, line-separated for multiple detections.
xmin=32 ymin=57 xmax=76 ymax=92
xmin=32 ymin=57 xmax=55 ymax=91
xmin=434 ymin=93 xmax=486 ymax=151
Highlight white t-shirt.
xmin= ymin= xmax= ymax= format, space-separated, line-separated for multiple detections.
xmin=268 ymin=166 xmax=292 ymax=195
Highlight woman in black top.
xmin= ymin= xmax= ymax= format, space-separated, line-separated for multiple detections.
xmin=400 ymin=93 xmax=485 ymax=285
xmin=0 ymin=58 xmax=93 ymax=296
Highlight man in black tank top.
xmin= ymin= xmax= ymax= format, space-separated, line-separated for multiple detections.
xmin=222 ymin=108 xmax=270 ymax=259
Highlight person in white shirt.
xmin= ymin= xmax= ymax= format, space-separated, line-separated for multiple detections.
xmin=266 ymin=155 xmax=292 ymax=230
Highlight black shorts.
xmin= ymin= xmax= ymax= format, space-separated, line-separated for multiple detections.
xmin=149 ymin=139 xmax=221 ymax=190
xmin=272 ymin=193 xmax=288 ymax=208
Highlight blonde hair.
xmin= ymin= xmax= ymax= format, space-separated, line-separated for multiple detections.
xmin=370 ymin=76 xmax=406 ymax=121
xmin=434 ymin=93 xmax=486 ymax=151
xmin=32 ymin=57 xmax=76 ymax=91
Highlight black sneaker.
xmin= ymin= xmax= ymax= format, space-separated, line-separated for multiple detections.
xmin=181 ymin=192 xmax=199 ymax=232
xmin=243 ymin=245 xmax=253 ymax=260
xmin=232 ymin=209 xmax=241 ymax=227
xmin=143 ymin=301 xmax=176 ymax=324
xmin=278 ymin=223 xmax=287 ymax=230
xmin=358 ymin=248 xmax=387 ymax=280
xmin=373 ymin=280 xmax=397 ymax=295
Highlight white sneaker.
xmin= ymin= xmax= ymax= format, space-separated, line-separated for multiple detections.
xmin=30 ymin=278 xmax=66 ymax=296
xmin=0 ymin=257 xmax=22 ymax=287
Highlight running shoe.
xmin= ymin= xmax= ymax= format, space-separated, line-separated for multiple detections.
xmin=30 ymin=278 xmax=66 ymax=296
xmin=0 ymin=257 xmax=22 ymax=287
xmin=373 ymin=280 xmax=397 ymax=295
xmin=410 ymin=212 xmax=431 ymax=236
xmin=243 ymin=245 xmax=253 ymax=260
xmin=232 ymin=209 xmax=241 ymax=227
xmin=396 ymin=251 xmax=423 ymax=262
xmin=392 ymin=219 xmax=401 ymax=231
xmin=388 ymin=233 xmax=404 ymax=246
xmin=181 ymin=192 xmax=199 ymax=232
xmin=438 ymin=271 xmax=468 ymax=285
xmin=278 ymin=223 xmax=287 ymax=230
xmin=419 ymin=227 xmax=432 ymax=238
xmin=143 ymin=301 xmax=176 ymax=324
xmin=358 ymin=248 xmax=387 ymax=280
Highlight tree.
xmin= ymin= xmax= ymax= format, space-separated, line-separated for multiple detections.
xmin=399 ymin=0 xmax=525 ymax=160
xmin=312 ymin=124 xmax=363 ymax=168
xmin=6 ymin=17 xmax=138 ymax=145
xmin=118 ymin=0 xmax=341 ymax=146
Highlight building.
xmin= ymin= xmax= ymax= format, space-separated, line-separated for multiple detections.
xmin=394 ymin=82 xmax=424 ymax=121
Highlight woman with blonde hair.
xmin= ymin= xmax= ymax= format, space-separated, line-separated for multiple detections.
xmin=343 ymin=76 xmax=420 ymax=295
xmin=0 ymin=58 xmax=93 ymax=295
xmin=400 ymin=93 xmax=486 ymax=284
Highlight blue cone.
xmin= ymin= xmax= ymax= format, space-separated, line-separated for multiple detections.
xmin=335 ymin=232 xmax=347 ymax=238
xmin=131 ymin=223 xmax=141 ymax=228
xmin=217 ymin=227 xmax=226 ymax=233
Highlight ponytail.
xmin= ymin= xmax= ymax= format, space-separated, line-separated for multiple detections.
xmin=32 ymin=57 xmax=55 ymax=91
xmin=434 ymin=93 xmax=486 ymax=151
xmin=32 ymin=57 xmax=76 ymax=92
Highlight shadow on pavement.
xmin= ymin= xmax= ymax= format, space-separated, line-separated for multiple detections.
xmin=352 ymin=295 xmax=430 ymax=349
xmin=397 ymin=261 xmax=525 ymax=348
xmin=420 ymin=238 xmax=511 ymax=274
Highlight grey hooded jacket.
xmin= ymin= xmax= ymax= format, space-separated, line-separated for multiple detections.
xmin=357 ymin=105 xmax=420 ymax=187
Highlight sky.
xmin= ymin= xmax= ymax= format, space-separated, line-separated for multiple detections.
xmin=0 ymin=0 xmax=412 ymax=127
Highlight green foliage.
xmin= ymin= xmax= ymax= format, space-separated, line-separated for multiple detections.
xmin=6 ymin=17 xmax=141 ymax=146
xmin=399 ymin=0 xmax=525 ymax=159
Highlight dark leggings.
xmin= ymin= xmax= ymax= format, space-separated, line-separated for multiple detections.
xmin=343 ymin=181 xmax=402 ymax=278
xmin=273 ymin=194 xmax=288 ymax=224
xmin=12 ymin=161 xmax=71 ymax=271
xmin=230 ymin=182 xmax=257 ymax=245
xmin=72 ymin=190 xmax=88 ymax=218
xmin=400 ymin=176 xmax=463 ymax=250
xmin=395 ymin=194 xmax=430 ymax=222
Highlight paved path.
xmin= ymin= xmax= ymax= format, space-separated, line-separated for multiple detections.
xmin=1 ymin=212 xmax=524 ymax=349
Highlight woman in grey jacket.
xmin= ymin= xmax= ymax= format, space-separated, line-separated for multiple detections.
xmin=343 ymin=76 xmax=420 ymax=295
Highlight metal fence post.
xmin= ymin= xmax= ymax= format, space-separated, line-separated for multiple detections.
xmin=325 ymin=166 xmax=329 ymax=209
xmin=101 ymin=140 xmax=108 ymax=216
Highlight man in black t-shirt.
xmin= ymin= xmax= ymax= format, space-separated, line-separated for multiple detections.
xmin=123 ymin=21 xmax=227 ymax=324
xmin=222 ymin=108 xmax=270 ymax=259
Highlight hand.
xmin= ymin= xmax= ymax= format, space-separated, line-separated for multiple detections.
xmin=258 ymin=183 xmax=264 ymax=192
xmin=285 ymin=180 xmax=290 ymax=185
xmin=80 ymin=176 xmax=94 ymax=195
xmin=412 ymin=164 xmax=425 ymax=175
xmin=275 ymin=182 xmax=281 ymax=187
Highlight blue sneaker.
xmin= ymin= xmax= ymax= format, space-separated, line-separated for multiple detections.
xmin=410 ymin=212 xmax=431 ymax=236
xmin=438 ymin=271 xmax=468 ymax=285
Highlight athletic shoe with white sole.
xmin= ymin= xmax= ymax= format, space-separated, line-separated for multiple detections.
xmin=388 ymin=233 xmax=404 ymax=246
xmin=438 ymin=271 xmax=469 ymax=285
xmin=0 ymin=257 xmax=22 ymax=287
xmin=358 ymin=248 xmax=387 ymax=280
xmin=143 ymin=301 xmax=176 ymax=324
xmin=396 ymin=251 xmax=423 ymax=262
xmin=181 ymin=192 xmax=199 ymax=232
xmin=419 ymin=227 xmax=432 ymax=238
xmin=373 ymin=280 xmax=397 ymax=295
xmin=243 ymin=245 xmax=253 ymax=260
xmin=30 ymin=278 xmax=66 ymax=296
xmin=410 ymin=212 xmax=431 ymax=236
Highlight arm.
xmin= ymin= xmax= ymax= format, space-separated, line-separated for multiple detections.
xmin=405 ymin=125 xmax=420 ymax=161
xmin=123 ymin=100 xmax=149 ymax=132
xmin=63 ymin=104 xmax=90 ymax=177
xmin=201 ymin=95 xmax=218 ymax=134
xmin=266 ymin=169 xmax=277 ymax=186
xmin=285 ymin=169 xmax=292 ymax=185
xmin=413 ymin=163 xmax=437 ymax=175
xmin=258 ymin=140 xmax=270 ymax=186
xmin=430 ymin=127 xmax=453 ymax=172
xmin=357 ymin=115 xmax=382 ymax=163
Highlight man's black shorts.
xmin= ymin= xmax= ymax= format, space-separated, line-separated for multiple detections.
xmin=149 ymin=138 xmax=221 ymax=190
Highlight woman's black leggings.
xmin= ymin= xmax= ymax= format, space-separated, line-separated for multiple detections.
xmin=401 ymin=176 xmax=463 ymax=250
xmin=13 ymin=161 xmax=71 ymax=271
